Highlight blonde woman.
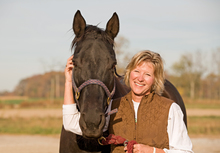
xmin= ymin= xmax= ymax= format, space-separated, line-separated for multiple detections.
xmin=63 ymin=50 xmax=193 ymax=153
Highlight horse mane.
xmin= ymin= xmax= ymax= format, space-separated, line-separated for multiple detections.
xmin=71 ymin=25 xmax=114 ymax=50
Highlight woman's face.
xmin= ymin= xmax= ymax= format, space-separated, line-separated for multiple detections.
xmin=129 ymin=62 xmax=155 ymax=101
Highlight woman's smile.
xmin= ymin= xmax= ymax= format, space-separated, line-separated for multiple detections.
xmin=134 ymin=82 xmax=145 ymax=86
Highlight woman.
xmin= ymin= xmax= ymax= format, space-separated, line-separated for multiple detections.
xmin=63 ymin=51 xmax=193 ymax=153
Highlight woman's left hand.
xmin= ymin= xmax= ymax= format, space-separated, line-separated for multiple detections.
xmin=132 ymin=144 xmax=153 ymax=153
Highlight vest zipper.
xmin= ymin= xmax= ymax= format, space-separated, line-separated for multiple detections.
xmin=128 ymin=98 xmax=137 ymax=141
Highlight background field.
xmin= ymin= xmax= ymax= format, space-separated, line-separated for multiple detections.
xmin=0 ymin=96 xmax=220 ymax=153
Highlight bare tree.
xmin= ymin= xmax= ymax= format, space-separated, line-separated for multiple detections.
xmin=114 ymin=36 xmax=131 ymax=75
xmin=212 ymin=47 xmax=220 ymax=75
xmin=211 ymin=47 xmax=220 ymax=98
xmin=171 ymin=51 xmax=205 ymax=99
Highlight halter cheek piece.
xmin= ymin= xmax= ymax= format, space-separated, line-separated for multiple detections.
xmin=72 ymin=69 xmax=116 ymax=110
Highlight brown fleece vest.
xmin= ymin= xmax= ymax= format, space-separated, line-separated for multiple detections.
xmin=109 ymin=92 xmax=173 ymax=153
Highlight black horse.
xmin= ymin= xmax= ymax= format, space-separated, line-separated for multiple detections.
xmin=59 ymin=10 xmax=187 ymax=153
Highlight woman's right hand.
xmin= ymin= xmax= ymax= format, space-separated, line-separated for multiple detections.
xmin=63 ymin=55 xmax=75 ymax=105
xmin=65 ymin=55 xmax=74 ymax=83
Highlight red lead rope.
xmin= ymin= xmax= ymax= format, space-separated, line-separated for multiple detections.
xmin=101 ymin=134 xmax=137 ymax=153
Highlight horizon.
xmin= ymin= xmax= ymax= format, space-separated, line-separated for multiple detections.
xmin=0 ymin=0 xmax=219 ymax=92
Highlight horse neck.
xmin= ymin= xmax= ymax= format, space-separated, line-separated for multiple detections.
xmin=113 ymin=76 xmax=130 ymax=99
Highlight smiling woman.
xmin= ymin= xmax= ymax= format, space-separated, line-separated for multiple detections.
xmin=63 ymin=50 xmax=193 ymax=153
xmin=108 ymin=50 xmax=193 ymax=153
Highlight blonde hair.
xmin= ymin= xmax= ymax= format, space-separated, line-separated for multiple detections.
xmin=124 ymin=50 xmax=165 ymax=95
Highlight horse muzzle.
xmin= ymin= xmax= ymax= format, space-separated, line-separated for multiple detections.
xmin=79 ymin=112 xmax=106 ymax=138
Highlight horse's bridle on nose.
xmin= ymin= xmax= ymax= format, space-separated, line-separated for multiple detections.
xmin=72 ymin=69 xmax=116 ymax=110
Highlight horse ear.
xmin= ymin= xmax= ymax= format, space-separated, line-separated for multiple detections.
xmin=105 ymin=12 xmax=119 ymax=40
xmin=73 ymin=10 xmax=86 ymax=38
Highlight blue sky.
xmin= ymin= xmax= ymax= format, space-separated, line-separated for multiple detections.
xmin=0 ymin=0 xmax=219 ymax=92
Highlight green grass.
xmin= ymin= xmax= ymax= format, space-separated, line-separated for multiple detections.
xmin=188 ymin=116 xmax=220 ymax=135
xmin=0 ymin=99 xmax=24 ymax=105
xmin=0 ymin=117 xmax=62 ymax=135
xmin=0 ymin=99 xmax=41 ymax=105
xmin=1 ymin=97 xmax=220 ymax=136
xmin=1 ymin=115 xmax=220 ymax=136
xmin=0 ymin=98 xmax=64 ymax=109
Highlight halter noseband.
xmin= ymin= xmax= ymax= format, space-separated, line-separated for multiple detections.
xmin=72 ymin=69 xmax=116 ymax=110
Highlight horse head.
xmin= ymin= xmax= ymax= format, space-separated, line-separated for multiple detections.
xmin=71 ymin=10 xmax=119 ymax=138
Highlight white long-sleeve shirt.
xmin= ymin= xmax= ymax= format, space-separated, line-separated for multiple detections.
xmin=63 ymin=102 xmax=193 ymax=153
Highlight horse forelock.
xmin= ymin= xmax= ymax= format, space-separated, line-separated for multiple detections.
xmin=71 ymin=25 xmax=114 ymax=51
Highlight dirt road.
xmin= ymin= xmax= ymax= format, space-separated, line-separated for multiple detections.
xmin=0 ymin=135 xmax=59 ymax=153
xmin=0 ymin=135 xmax=219 ymax=153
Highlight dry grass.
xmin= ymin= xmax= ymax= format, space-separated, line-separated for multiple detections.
xmin=1 ymin=96 xmax=220 ymax=136
xmin=188 ymin=116 xmax=220 ymax=136
xmin=0 ymin=96 xmax=28 ymax=100
xmin=183 ymin=97 xmax=220 ymax=104
xmin=183 ymin=97 xmax=220 ymax=109
xmin=0 ymin=117 xmax=62 ymax=135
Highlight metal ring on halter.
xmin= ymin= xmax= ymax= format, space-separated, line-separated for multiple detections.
xmin=98 ymin=136 xmax=106 ymax=145
xmin=75 ymin=91 xmax=80 ymax=100
xmin=107 ymin=97 xmax=110 ymax=105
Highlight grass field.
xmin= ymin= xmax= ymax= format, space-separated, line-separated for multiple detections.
xmin=188 ymin=116 xmax=220 ymax=136
xmin=184 ymin=97 xmax=220 ymax=109
xmin=0 ymin=117 xmax=62 ymax=135
xmin=1 ymin=96 xmax=220 ymax=136
xmin=1 ymin=116 xmax=219 ymax=136
xmin=0 ymin=96 xmax=63 ymax=108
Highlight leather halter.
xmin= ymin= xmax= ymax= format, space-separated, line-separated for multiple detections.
xmin=72 ymin=69 xmax=116 ymax=110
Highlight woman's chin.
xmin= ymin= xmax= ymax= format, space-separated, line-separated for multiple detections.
xmin=132 ymin=90 xmax=149 ymax=97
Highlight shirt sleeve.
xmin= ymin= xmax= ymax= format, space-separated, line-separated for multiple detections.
xmin=163 ymin=103 xmax=194 ymax=153
xmin=62 ymin=104 xmax=82 ymax=135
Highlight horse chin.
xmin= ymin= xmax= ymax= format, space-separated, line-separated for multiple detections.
xmin=79 ymin=112 xmax=106 ymax=139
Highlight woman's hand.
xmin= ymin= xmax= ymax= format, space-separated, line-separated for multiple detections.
xmin=65 ymin=55 xmax=74 ymax=83
xmin=63 ymin=55 xmax=75 ymax=105
xmin=133 ymin=144 xmax=153 ymax=153
xmin=124 ymin=144 xmax=159 ymax=153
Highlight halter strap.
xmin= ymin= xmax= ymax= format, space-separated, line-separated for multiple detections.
xmin=72 ymin=69 xmax=116 ymax=110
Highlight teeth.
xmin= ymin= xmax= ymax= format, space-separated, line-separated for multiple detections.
xmin=135 ymin=82 xmax=144 ymax=86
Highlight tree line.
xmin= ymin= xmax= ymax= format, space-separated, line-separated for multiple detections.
xmin=167 ymin=48 xmax=220 ymax=99
xmin=13 ymin=71 xmax=65 ymax=99
xmin=2 ymin=36 xmax=219 ymax=100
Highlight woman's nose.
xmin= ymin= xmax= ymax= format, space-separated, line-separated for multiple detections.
xmin=137 ymin=74 xmax=144 ymax=81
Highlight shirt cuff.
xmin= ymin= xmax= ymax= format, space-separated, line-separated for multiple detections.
xmin=63 ymin=104 xmax=79 ymax=115
xmin=163 ymin=148 xmax=168 ymax=153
